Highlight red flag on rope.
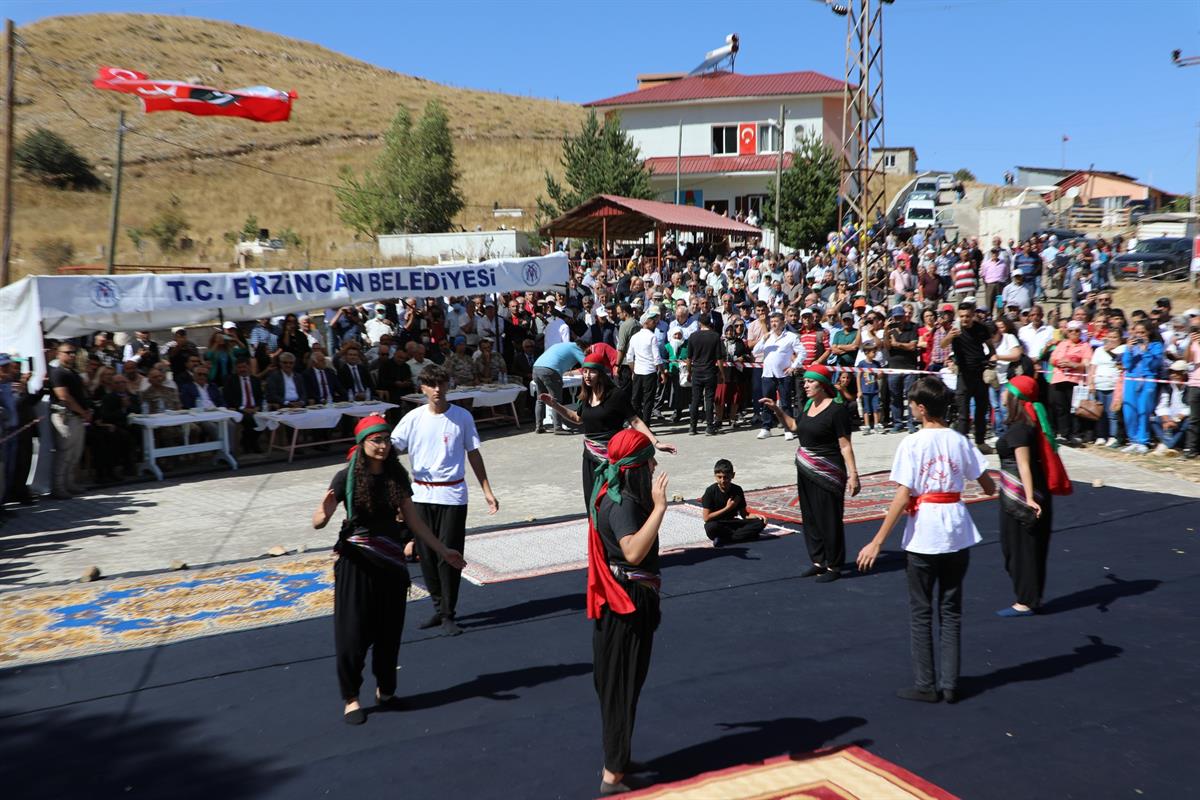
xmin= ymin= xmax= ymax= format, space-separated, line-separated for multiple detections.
xmin=93 ymin=67 xmax=297 ymax=122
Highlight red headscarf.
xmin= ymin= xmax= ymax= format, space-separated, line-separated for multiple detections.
xmin=583 ymin=343 xmax=618 ymax=376
xmin=1006 ymin=376 xmax=1072 ymax=496
xmin=586 ymin=428 xmax=656 ymax=619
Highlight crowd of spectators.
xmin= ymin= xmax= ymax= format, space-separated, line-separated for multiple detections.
xmin=3 ymin=226 xmax=1198 ymax=507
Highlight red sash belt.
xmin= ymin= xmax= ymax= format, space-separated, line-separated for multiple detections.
xmin=414 ymin=478 xmax=465 ymax=487
xmin=906 ymin=492 xmax=962 ymax=516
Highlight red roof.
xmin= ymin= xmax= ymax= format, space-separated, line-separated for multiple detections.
xmin=587 ymin=70 xmax=845 ymax=107
xmin=540 ymin=194 xmax=762 ymax=239
xmin=644 ymin=154 xmax=793 ymax=176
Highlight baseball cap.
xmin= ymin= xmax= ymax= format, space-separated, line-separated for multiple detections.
xmin=1184 ymin=307 xmax=1200 ymax=317
xmin=890 ymin=306 xmax=906 ymax=318
xmin=595 ymin=305 xmax=609 ymax=318
xmin=171 ymin=326 xmax=186 ymax=335
xmin=1066 ymin=320 xmax=1084 ymax=331
xmin=840 ymin=311 xmax=854 ymax=320
xmin=800 ymin=308 xmax=814 ymax=316
xmin=852 ymin=298 xmax=867 ymax=309
xmin=0 ymin=353 xmax=12 ymax=367
xmin=222 ymin=321 xmax=237 ymax=329
xmin=939 ymin=303 xmax=955 ymax=313
xmin=1155 ymin=297 xmax=1171 ymax=308
xmin=640 ymin=310 xmax=659 ymax=324
xmin=1168 ymin=360 xmax=1189 ymax=372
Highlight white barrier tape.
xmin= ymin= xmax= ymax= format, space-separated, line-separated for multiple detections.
xmin=736 ymin=362 xmax=1191 ymax=387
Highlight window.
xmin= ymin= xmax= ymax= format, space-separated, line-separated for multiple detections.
xmin=711 ymin=125 xmax=738 ymax=156
xmin=758 ymin=123 xmax=781 ymax=154
xmin=883 ymin=153 xmax=896 ymax=168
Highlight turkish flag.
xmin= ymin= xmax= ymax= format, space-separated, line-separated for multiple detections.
xmin=738 ymin=123 xmax=757 ymax=155
xmin=93 ymin=67 xmax=296 ymax=123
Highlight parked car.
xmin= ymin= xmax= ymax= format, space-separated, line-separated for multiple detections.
xmin=1112 ymin=237 xmax=1193 ymax=281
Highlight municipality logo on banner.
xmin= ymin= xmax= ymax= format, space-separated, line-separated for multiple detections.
xmin=90 ymin=278 xmax=121 ymax=308
xmin=522 ymin=260 xmax=542 ymax=287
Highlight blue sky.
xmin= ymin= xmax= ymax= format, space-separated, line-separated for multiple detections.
xmin=12 ymin=0 xmax=1200 ymax=193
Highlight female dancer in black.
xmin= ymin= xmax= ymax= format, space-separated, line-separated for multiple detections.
xmin=586 ymin=428 xmax=669 ymax=796
xmin=538 ymin=343 xmax=675 ymax=513
xmin=761 ymin=364 xmax=861 ymax=582
xmin=995 ymin=374 xmax=1071 ymax=616
xmin=312 ymin=415 xmax=466 ymax=724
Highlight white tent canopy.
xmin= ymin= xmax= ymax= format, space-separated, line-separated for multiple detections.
xmin=0 ymin=253 xmax=568 ymax=388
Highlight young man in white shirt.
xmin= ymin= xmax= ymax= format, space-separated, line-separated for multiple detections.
xmin=391 ymin=364 xmax=499 ymax=636
xmin=629 ymin=309 xmax=665 ymax=426
xmin=753 ymin=311 xmax=805 ymax=440
xmin=857 ymin=376 xmax=996 ymax=704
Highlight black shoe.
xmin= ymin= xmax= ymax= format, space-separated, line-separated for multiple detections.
xmin=599 ymin=780 xmax=632 ymax=796
xmin=535 ymin=426 xmax=545 ymax=434
xmin=711 ymin=537 xmax=727 ymax=548
xmin=1185 ymin=451 xmax=1198 ymax=460
xmin=799 ymin=565 xmax=824 ymax=578
xmin=689 ymin=429 xmax=698 ymax=436
xmin=624 ymin=760 xmax=651 ymax=774
xmin=672 ymin=412 xmax=682 ymax=424
xmin=441 ymin=618 xmax=463 ymax=636
xmin=343 ymin=707 xmax=367 ymax=725
xmin=815 ymin=570 xmax=841 ymax=583
xmin=417 ymin=613 xmax=442 ymax=630
xmin=941 ymin=689 xmax=958 ymax=704
xmin=706 ymin=428 xmax=718 ymax=436
xmin=896 ymin=687 xmax=940 ymax=703
xmin=375 ymin=693 xmax=405 ymax=711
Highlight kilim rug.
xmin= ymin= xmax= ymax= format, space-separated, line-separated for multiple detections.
xmin=724 ymin=470 xmax=997 ymax=526
xmin=624 ymin=746 xmax=959 ymax=800
xmin=0 ymin=553 xmax=428 ymax=668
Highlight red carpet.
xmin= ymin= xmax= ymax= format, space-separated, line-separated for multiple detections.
xmin=623 ymin=745 xmax=959 ymax=800
xmin=726 ymin=470 xmax=997 ymax=526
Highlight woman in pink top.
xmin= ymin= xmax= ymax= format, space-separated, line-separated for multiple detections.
xmin=1186 ymin=329 xmax=1200 ymax=458
xmin=1048 ymin=320 xmax=1091 ymax=446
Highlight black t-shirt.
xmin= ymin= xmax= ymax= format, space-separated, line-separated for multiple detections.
xmin=686 ymin=329 xmax=722 ymax=376
xmin=701 ymin=481 xmax=747 ymax=521
xmin=887 ymin=321 xmax=919 ymax=370
xmin=794 ymin=400 xmax=852 ymax=462
xmin=48 ymin=365 xmax=89 ymax=410
xmin=951 ymin=322 xmax=991 ymax=373
xmin=597 ymin=493 xmax=659 ymax=574
xmin=329 ymin=464 xmax=412 ymax=540
xmin=996 ymin=420 xmax=1048 ymax=497
xmin=580 ymin=384 xmax=637 ymax=436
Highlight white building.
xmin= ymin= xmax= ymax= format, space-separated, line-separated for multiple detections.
xmin=872 ymin=146 xmax=918 ymax=176
xmin=586 ymin=70 xmax=848 ymax=222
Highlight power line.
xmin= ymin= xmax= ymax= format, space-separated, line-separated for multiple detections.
xmin=13 ymin=36 xmax=541 ymax=212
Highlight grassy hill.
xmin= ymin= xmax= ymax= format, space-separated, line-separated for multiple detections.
xmin=7 ymin=14 xmax=587 ymax=277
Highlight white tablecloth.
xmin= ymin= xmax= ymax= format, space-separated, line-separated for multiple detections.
xmin=402 ymin=385 xmax=522 ymax=409
xmin=130 ymin=408 xmax=244 ymax=427
xmin=528 ymin=372 xmax=583 ymax=397
xmin=255 ymin=401 xmax=396 ymax=431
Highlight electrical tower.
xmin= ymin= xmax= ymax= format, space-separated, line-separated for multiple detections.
xmin=829 ymin=0 xmax=891 ymax=244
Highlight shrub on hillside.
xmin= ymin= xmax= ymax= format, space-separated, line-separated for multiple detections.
xmin=32 ymin=238 xmax=76 ymax=270
xmin=16 ymin=128 xmax=103 ymax=190
xmin=147 ymin=195 xmax=190 ymax=253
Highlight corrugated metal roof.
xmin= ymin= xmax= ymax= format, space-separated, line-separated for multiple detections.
xmin=644 ymin=154 xmax=793 ymax=176
xmin=587 ymin=70 xmax=845 ymax=107
xmin=540 ymin=194 xmax=762 ymax=239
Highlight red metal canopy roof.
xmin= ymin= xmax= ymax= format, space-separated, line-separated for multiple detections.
xmin=644 ymin=153 xmax=793 ymax=176
xmin=540 ymin=194 xmax=762 ymax=240
xmin=587 ymin=70 xmax=845 ymax=107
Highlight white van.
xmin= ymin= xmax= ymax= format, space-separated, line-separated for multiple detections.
xmin=903 ymin=197 xmax=937 ymax=230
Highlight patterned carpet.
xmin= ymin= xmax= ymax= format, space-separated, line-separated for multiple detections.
xmin=626 ymin=746 xmax=959 ymax=800
xmin=0 ymin=553 xmax=428 ymax=668
xmin=731 ymin=470 xmax=997 ymax=526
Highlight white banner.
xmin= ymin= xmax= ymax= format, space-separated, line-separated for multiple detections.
xmin=0 ymin=253 xmax=568 ymax=389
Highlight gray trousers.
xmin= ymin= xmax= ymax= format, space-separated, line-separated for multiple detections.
xmin=50 ymin=410 xmax=86 ymax=494
xmin=533 ymin=366 xmax=564 ymax=430
xmin=906 ymin=548 xmax=969 ymax=692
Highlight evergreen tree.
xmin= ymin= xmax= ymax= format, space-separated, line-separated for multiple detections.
xmin=761 ymin=128 xmax=840 ymax=251
xmin=406 ymin=101 xmax=465 ymax=233
xmin=336 ymin=102 xmax=462 ymax=237
xmin=15 ymin=127 xmax=102 ymax=190
xmin=537 ymin=111 xmax=653 ymax=223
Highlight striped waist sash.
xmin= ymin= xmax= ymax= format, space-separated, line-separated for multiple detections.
xmin=583 ymin=435 xmax=612 ymax=463
xmin=999 ymin=469 xmax=1045 ymax=506
xmin=795 ymin=446 xmax=847 ymax=492
xmin=609 ymin=564 xmax=662 ymax=594
xmin=345 ymin=534 xmax=409 ymax=569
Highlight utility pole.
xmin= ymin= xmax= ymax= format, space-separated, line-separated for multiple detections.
xmin=674 ymin=118 xmax=682 ymax=204
xmin=775 ymin=103 xmax=786 ymax=256
xmin=1 ymin=19 xmax=15 ymax=287
xmin=105 ymin=110 xmax=125 ymax=275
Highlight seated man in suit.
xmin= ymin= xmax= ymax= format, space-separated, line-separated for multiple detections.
xmin=223 ymin=356 xmax=264 ymax=453
xmin=377 ymin=344 xmax=413 ymax=402
xmin=336 ymin=345 xmax=376 ymax=402
xmin=179 ymin=362 xmax=225 ymax=441
xmin=304 ymin=349 xmax=346 ymax=406
xmin=265 ymin=352 xmax=308 ymax=410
